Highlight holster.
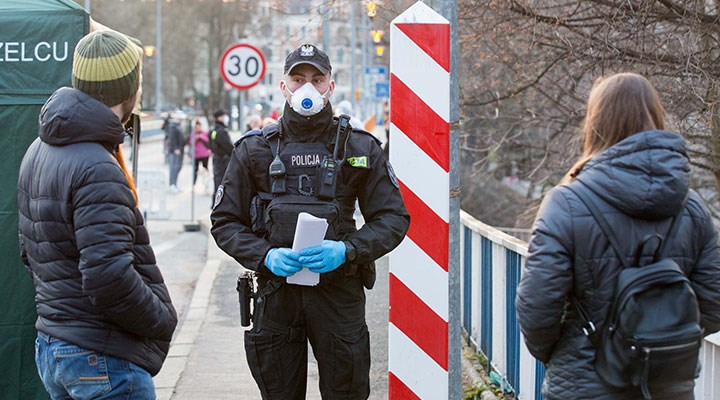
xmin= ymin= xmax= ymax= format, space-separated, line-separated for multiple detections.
xmin=358 ymin=261 xmax=377 ymax=290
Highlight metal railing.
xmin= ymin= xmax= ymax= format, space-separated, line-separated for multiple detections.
xmin=460 ymin=210 xmax=720 ymax=399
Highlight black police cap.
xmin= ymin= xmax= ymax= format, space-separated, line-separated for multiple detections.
xmin=283 ymin=44 xmax=332 ymax=75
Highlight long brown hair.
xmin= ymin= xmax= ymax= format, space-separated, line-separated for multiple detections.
xmin=114 ymin=145 xmax=138 ymax=205
xmin=564 ymin=73 xmax=666 ymax=182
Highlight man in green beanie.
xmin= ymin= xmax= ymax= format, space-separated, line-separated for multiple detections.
xmin=18 ymin=30 xmax=177 ymax=399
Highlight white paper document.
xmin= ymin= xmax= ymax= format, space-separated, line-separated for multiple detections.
xmin=287 ymin=212 xmax=328 ymax=286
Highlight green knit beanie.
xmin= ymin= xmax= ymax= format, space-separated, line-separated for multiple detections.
xmin=72 ymin=30 xmax=140 ymax=107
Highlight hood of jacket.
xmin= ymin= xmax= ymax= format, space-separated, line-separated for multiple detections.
xmin=576 ymin=130 xmax=690 ymax=219
xmin=38 ymin=87 xmax=126 ymax=147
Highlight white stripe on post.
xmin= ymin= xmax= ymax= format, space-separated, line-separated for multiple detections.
xmin=389 ymin=122 xmax=450 ymax=222
xmin=392 ymin=238 xmax=449 ymax=321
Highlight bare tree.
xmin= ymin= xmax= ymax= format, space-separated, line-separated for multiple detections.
xmin=77 ymin=0 xmax=256 ymax=114
xmin=460 ymin=0 xmax=720 ymax=226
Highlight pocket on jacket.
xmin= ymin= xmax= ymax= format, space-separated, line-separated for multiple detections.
xmin=53 ymin=343 xmax=112 ymax=400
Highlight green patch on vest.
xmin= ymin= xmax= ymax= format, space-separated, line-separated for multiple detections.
xmin=346 ymin=156 xmax=368 ymax=168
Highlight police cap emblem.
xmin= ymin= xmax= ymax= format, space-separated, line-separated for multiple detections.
xmin=300 ymin=45 xmax=315 ymax=57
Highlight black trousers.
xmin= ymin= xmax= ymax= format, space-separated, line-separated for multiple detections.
xmin=212 ymin=156 xmax=229 ymax=194
xmin=245 ymin=274 xmax=370 ymax=400
xmin=192 ymin=156 xmax=209 ymax=184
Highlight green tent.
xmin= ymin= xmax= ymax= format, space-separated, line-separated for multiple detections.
xmin=0 ymin=1 xmax=87 ymax=399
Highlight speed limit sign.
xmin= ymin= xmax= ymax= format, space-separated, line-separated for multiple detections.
xmin=220 ymin=43 xmax=266 ymax=90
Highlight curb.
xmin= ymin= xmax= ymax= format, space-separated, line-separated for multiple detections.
xmin=462 ymin=335 xmax=498 ymax=400
xmin=153 ymin=222 xmax=222 ymax=400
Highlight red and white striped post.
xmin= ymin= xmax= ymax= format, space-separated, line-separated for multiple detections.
xmin=388 ymin=2 xmax=459 ymax=399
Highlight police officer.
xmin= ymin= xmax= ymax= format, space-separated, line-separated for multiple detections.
xmin=211 ymin=44 xmax=410 ymax=399
xmin=210 ymin=109 xmax=233 ymax=196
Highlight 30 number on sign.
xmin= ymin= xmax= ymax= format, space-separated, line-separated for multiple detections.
xmin=220 ymin=43 xmax=266 ymax=90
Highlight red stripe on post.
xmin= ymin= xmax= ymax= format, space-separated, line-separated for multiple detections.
xmin=389 ymin=274 xmax=449 ymax=370
xmin=395 ymin=23 xmax=450 ymax=72
xmin=389 ymin=373 xmax=422 ymax=400
xmin=395 ymin=24 xmax=450 ymax=72
xmin=390 ymin=74 xmax=449 ymax=172
xmin=398 ymin=181 xmax=448 ymax=271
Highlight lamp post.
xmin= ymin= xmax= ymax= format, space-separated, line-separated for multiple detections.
xmin=350 ymin=2 xmax=357 ymax=114
xmin=155 ymin=0 xmax=162 ymax=113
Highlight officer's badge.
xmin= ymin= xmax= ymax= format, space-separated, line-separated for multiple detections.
xmin=347 ymin=156 xmax=368 ymax=168
xmin=213 ymin=185 xmax=224 ymax=209
xmin=386 ymin=162 xmax=400 ymax=189
xmin=300 ymin=45 xmax=315 ymax=57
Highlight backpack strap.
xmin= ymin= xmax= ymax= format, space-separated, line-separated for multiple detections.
xmin=567 ymin=183 xmax=624 ymax=260
xmin=656 ymin=212 xmax=681 ymax=259
xmin=565 ymin=183 xmax=619 ymax=347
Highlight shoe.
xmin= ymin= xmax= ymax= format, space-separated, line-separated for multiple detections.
xmin=169 ymin=184 xmax=181 ymax=193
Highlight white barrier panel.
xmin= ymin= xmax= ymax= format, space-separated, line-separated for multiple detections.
xmin=137 ymin=168 xmax=170 ymax=220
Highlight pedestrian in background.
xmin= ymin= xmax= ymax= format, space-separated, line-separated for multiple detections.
xmin=246 ymin=114 xmax=263 ymax=133
xmin=189 ymin=119 xmax=211 ymax=189
xmin=167 ymin=110 xmax=186 ymax=193
xmin=210 ymin=108 xmax=233 ymax=198
xmin=18 ymin=30 xmax=178 ymax=399
xmin=211 ymin=43 xmax=410 ymax=399
xmin=263 ymin=116 xmax=277 ymax=128
xmin=516 ymin=72 xmax=720 ymax=399
xmin=334 ymin=99 xmax=363 ymax=130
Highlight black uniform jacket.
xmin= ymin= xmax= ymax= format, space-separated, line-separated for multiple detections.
xmin=18 ymin=88 xmax=178 ymax=376
xmin=211 ymin=122 xmax=233 ymax=160
xmin=211 ymin=103 xmax=410 ymax=276
xmin=516 ymin=130 xmax=720 ymax=399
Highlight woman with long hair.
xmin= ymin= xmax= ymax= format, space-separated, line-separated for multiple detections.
xmin=516 ymin=73 xmax=720 ymax=399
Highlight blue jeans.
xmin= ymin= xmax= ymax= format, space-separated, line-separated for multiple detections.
xmin=35 ymin=332 xmax=156 ymax=400
xmin=168 ymin=153 xmax=183 ymax=186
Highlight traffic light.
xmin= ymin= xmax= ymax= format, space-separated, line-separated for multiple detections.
xmin=366 ymin=1 xmax=377 ymax=17
xmin=371 ymin=30 xmax=384 ymax=44
xmin=375 ymin=46 xmax=385 ymax=57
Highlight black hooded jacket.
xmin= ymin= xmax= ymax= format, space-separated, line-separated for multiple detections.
xmin=17 ymin=87 xmax=178 ymax=376
xmin=516 ymin=130 xmax=720 ymax=399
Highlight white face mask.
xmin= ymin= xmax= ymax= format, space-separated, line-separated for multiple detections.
xmin=287 ymin=82 xmax=329 ymax=116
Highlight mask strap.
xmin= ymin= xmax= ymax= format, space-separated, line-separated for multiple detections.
xmin=320 ymin=85 xmax=331 ymax=99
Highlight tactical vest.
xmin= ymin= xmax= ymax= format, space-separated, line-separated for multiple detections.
xmin=254 ymin=116 xmax=351 ymax=248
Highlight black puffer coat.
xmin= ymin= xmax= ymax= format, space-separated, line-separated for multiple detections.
xmin=18 ymin=87 xmax=178 ymax=376
xmin=517 ymin=130 xmax=720 ymax=399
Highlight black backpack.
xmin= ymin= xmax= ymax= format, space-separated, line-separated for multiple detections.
xmin=568 ymin=185 xmax=703 ymax=400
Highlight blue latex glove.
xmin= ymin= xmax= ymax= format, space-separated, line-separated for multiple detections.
xmin=299 ymin=240 xmax=346 ymax=273
xmin=264 ymin=248 xmax=302 ymax=277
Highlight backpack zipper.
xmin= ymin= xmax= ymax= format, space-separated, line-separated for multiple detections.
xmin=641 ymin=341 xmax=698 ymax=353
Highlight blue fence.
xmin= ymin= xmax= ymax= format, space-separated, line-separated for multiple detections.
xmin=459 ymin=210 xmax=720 ymax=399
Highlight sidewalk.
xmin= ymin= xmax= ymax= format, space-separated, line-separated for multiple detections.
xmin=134 ymin=134 xmax=327 ymax=399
